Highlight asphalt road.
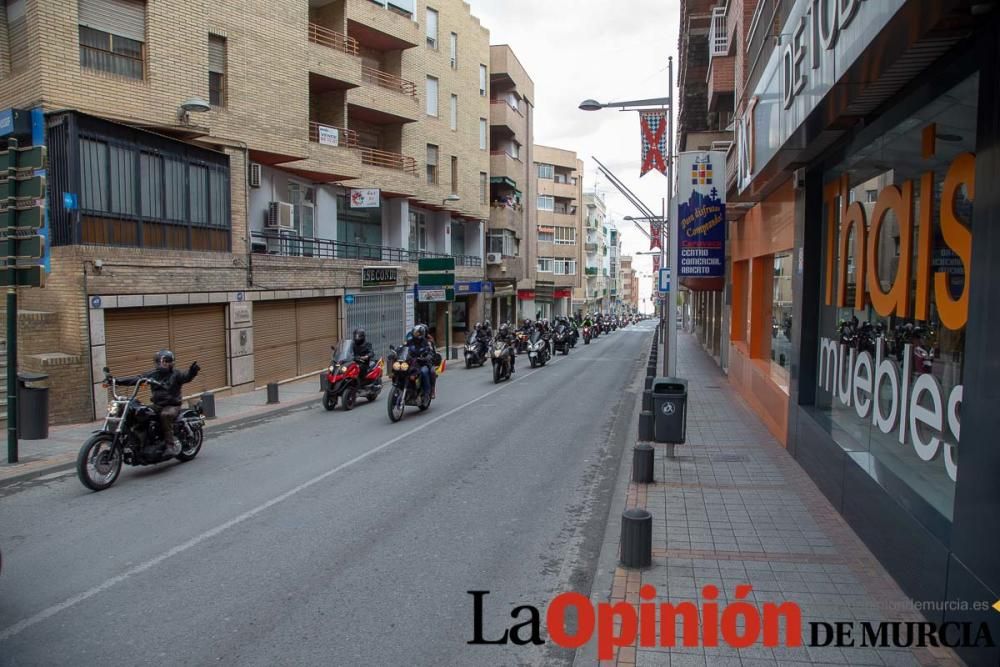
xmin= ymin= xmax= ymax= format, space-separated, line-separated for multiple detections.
xmin=0 ymin=322 xmax=653 ymax=666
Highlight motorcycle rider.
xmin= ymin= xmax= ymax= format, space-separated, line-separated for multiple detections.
xmin=407 ymin=324 xmax=437 ymax=400
xmin=496 ymin=321 xmax=517 ymax=374
xmin=350 ymin=328 xmax=374 ymax=377
xmin=117 ymin=350 xmax=200 ymax=457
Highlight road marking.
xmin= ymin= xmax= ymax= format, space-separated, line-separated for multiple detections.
xmin=0 ymin=365 xmax=543 ymax=644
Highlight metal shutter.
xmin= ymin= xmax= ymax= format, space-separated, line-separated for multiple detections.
xmin=168 ymin=305 xmax=227 ymax=394
xmin=295 ymin=298 xmax=339 ymax=375
xmin=105 ymin=307 xmax=170 ymax=404
xmin=78 ymin=0 xmax=145 ymax=42
xmin=253 ymin=301 xmax=298 ymax=386
xmin=345 ymin=292 xmax=406 ymax=363
xmin=208 ymin=34 xmax=225 ymax=73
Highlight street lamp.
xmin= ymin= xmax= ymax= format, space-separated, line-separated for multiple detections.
xmin=441 ymin=194 xmax=461 ymax=360
xmin=580 ymin=58 xmax=677 ymax=377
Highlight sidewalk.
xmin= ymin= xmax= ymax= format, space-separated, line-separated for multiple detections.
xmin=584 ymin=331 xmax=960 ymax=667
xmin=0 ymin=375 xmax=324 ymax=486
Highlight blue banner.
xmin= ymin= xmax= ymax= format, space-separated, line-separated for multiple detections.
xmin=676 ymin=152 xmax=727 ymax=279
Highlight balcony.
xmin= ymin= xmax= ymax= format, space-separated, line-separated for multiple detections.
xmin=708 ymin=6 xmax=728 ymax=58
xmin=346 ymin=0 xmax=420 ymax=50
xmin=298 ymin=122 xmax=361 ymax=181
xmin=489 ymin=99 xmax=525 ymax=140
xmin=347 ymin=67 xmax=420 ymax=123
xmin=585 ymin=267 xmax=599 ymax=276
xmin=584 ymin=242 xmax=598 ymax=253
xmin=359 ymin=146 xmax=418 ymax=175
xmin=490 ymin=151 xmax=523 ymax=184
xmin=707 ymin=54 xmax=735 ymax=111
xmin=488 ymin=204 xmax=521 ymax=234
xmin=551 ymin=179 xmax=577 ymax=201
xmin=552 ymin=211 xmax=577 ymax=226
xmin=486 ymin=255 xmax=525 ymax=282
xmin=309 ymin=23 xmax=363 ymax=89
xmin=251 ymin=231 xmax=480 ymax=266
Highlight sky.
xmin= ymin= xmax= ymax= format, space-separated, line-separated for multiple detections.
xmin=466 ymin=0 xmax=681 ymax=312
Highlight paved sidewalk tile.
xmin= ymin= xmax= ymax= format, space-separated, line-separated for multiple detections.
xmin=605 ymin=333 xmax=961 ymax=667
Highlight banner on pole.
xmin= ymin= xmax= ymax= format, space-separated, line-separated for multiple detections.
xmin=675 ymin=151 xmax=727 ymax=279
xmin=652 ymin=254 xmax=661 ymax=273
xmin=639 ymin=111 xmax=668 ymax=177
xmin=649 ymin=217 xmax=661 ymax=251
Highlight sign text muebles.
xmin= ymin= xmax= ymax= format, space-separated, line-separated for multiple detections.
xmin=361 ymin=266 xmax=399 ymax=288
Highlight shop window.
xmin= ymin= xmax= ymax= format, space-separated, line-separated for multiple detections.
xmin=810 ymin=72 xmax=978 ymax=525
xmin=771 ymin=252 xmax=793 ymax=384
xmin=337 ymin=194 xmax=382 ymax=259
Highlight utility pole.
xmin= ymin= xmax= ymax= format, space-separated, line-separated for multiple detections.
xmin=665 ymin=56 xmax=677 ymax=378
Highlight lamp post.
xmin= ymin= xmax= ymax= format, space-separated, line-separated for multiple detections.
xmin=442 ymin=194 xmax=460 ymax=359
xmin=579 ymin=57 xmax=676 ymax=377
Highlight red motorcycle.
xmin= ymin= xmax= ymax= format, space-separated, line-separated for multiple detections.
xmin=323 ymin=340 xmax=384 ymax=411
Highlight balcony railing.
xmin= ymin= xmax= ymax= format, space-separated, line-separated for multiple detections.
xmin=361 ymin=65 xmax=418 ymax=99
xmin=709 ymin=6 xmax=728 ymax=58
xmin=585 ymin=267 xmax=599 ymax=276
xmin=489 ymin=150 xmax=521 ymax=162
xmin=309 ymin=22 xmax=360 ymax=55
xmin=359 ymin=146 xmax=418 ymax=174
xmin=489 ymin=99 xmax=523 ymax=116
xmin=309 ymin=122 xmax=359 ymax=148
xmin=251 ymin=231 xmax=481 ymax=266
xmin=584 ymin=242 xmax=598 ymax=253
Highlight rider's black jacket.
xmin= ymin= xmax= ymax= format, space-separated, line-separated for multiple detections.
xmin=118 ymin=365 xmax=199 ymax=408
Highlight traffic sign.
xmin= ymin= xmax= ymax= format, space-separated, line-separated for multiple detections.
xmin=0 ymin=265 xmax=44 ymax=287
xmin=658 ymin=267 xmax=671 ymax=292
xmin=7 ymin=234 xmax=43 ymax=258
xmin=417 ymin=272 xmax=455 ymax=287
xmin=0 ymin=144 xmax=45 ymax=172
xmin=0 ymin=175 xmax=45 ymax=200
xmin=0 ymin=206 xmax=42 ymax=230
xmin=418 ymin=257 xmax=455 ymax=272
xmin=344 ymin=294 xmax=355 ymax=305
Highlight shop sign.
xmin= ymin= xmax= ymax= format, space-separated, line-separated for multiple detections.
xmin=317 ymin=124 xmax=339 ymax=146
xmin=738 ymin=0 xmax=905 ymax=192
xmin=676 ymin=151 xmax=726 ymax=279
xmin=361 ymin=266 xmax=398 ymax=288
xmin=455 ymin=281 xmax=483 ymax=294
xmin=517 ymin=290 xmax=535 ymax=301
xmin=350 ymin=188 xmax=380 ymax=208
xmin=554 ymin=289 xmax=572 ymax=299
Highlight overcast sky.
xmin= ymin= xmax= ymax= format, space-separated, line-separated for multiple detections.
xmin=467 ymin=0 xmax=681 ymax=311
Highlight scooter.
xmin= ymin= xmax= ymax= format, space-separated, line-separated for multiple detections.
xmin=323 ymin=340 xmax=384 ymax=411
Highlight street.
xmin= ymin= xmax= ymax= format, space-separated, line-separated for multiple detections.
xmin=0 ymin=324 xmax=652 ymax=666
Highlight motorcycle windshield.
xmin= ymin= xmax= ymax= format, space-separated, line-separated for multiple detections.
xmin=529 ymin=330 xmax=541 ymax=344
xmin=333 ymin=340 xmax=354 ymax=364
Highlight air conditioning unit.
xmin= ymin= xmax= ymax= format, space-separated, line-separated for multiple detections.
xmin=248 ymin=163 xmax=262 ymax=188
xmin=266 ymin=202 xmax=295 ymax=230
xmin=486 ymin=252 xmax=502 ymax=265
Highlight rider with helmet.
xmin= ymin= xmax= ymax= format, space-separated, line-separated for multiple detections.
xmin=406 ymin=324 xmax=437 ymax=399
xmin=350 ymin=328 xmax=374 ymax=376
xmin=496 ymin=321 xmax=517 ymax=374
xmin=117 ymin=350 xmax=200 ymax=456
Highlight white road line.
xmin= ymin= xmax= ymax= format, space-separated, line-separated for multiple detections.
xmin=0 ymin=365 xmax=543 ymax=644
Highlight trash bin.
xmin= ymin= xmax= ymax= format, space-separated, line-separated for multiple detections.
xmin=17 ymin=372 xmax=49 ymax=440
xmin=651 ymin=377 xmax=687 ymax=444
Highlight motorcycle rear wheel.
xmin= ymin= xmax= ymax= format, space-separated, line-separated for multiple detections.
xmin=76 ymin=434 xmax=122 ymax=492
xmin=176 ymin=426 xmax=204 ymax=462
xmin=387 ymin=387 xmax=404 ymax=422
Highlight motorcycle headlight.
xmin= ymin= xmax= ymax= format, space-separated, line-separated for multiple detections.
xmin=494 ymin=350 xmax=502 ymax=357
xmin=328 ymin=365 xmax=335 ymax=373
xmin=400 ymin=362 xmax=409 ymax=371
xmin=340 ymin=366 xmax=348 ymax=373
xmin=107 ymin=402 xmax=120 ymax=416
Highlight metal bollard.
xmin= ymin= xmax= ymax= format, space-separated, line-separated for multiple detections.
xmin=633 ymin=443 xmax=654 ymax=483
xmin=620 ymin=508 xmax=652 ymax=568
xmin=638 ymin=410 xmax=654 ymax=441
xmin=642 ymin=388 xmax=652 ymax=412
xmin=266 ymin=382 xmax=279 ymax=404
xmin=199 ymin=392 xmax=216 ymax=419
xmin=644 ymin=375 xmax=654 ymax=391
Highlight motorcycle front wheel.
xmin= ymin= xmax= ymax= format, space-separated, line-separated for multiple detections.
xmin=465 ymin=356 xmax=472 ymax=369
xmin=341 ymin=385 xmax=358 ymax=411
xmin=322 ymin=391 xmax=338 ymax=411
xmin=76 ymin=433 xmax=122 ymax=492
xmin=176 ymin=426 xmax=204 ymax=462
xmin=493 ymin=362 xmax=502 ymax=384
xmin=387 ymin=386 xmax=404 ymax=422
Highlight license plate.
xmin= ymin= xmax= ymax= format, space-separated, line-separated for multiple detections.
xmin=529 ymin=352 xmax=536 ymax=357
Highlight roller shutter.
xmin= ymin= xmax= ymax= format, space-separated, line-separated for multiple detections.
xmin=253 ymin=301 xmax=298 ymax=386
xmin=295 ymin=298 xmax=339 ymax=375
xmin=78 ymin=0 xmax=146 ymax=42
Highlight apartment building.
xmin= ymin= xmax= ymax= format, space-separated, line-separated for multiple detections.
xmin=531 ymin=145 xmax=582 ymax=320
xmin=580 ymin=191 xmax=607 ymax=314
xmin=607 ymin=222 xmax=622 ymax=313
xmin=619 ymin=255 xmax=638 ymax=313
xmin=485 ymin=44 xmax=534 ymax=325
xmin=0 ymin=0 xmax=490 ymax=424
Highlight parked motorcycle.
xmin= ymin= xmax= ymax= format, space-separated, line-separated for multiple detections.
xmin=464 ymin=336 xmax=488 ymax=368
xmin=527 ymin=329 xmax=551 ymax=368
xmin=76 ymin=368 xmax=205 ymax=491
xmin=386 ymin=345 xmax=440 ymax=422
xmin=323 ymin=340 xmax=384 ymax=411
xmin=490 ymin=337 xmax=514 ymax=383
xmin=552 ymin=323 xmax=571 ymax=356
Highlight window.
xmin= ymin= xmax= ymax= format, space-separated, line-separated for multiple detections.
xmin=536 ymin=195 xmax=554 ymax=211
xmin=139 ymin=153 xmax=163 ymax=219
xmin=208 ymin=34 xmax=227 ymax=107
xmin=479 ymin=64 xmax=487 ymax=96
xmin=450 ymin=156 xmax=458 ymax=194
xmin=865 ymin=189 xmax=878 ymax=203
xmin=426 ymin=144 xmax=438 ymax=184
xmin=449 ymin=32 xmax=457 ymax=68
xmin=425 ymin=7 xmax=438 ymax=48
xmin=509 ymin=142 xmax=519 ymax=160
xmin=370 ymin=0 xmax=415 ymax=17
xmin=537 ymin=163 xmax=554 ymax=179
xmin=426 ymin=76 xmax=438 ymax=116
xmin=554 ymin=259 xmax=576 ymax=275
xmin=409 ymin=210 xmax=427 ymax=251
xmin=537 ymin=228 xmax=554 ymax=243
xmin=6 ymin=0 xmax=28 ymax=74
xmin=450 ymin=94 xmax=458 ymax=131
xmin=488 ymin=230 xmax=518 ymax=256
xmin=479 ymin=118 xmax=487 ymax=150
xmin=537 ymin=257 xmax=553 ymax=273
xmin=479 ymin=172 xmax=487 ymax=205
xmin=554 ymin=226 xmax=576 ymax=245
xmin=288 ymin=182 xmax=315 ymax=238
xmin=78 ymin=0 xmax=146 ymax=80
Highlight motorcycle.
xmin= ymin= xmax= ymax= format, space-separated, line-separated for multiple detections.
xmin=490 ymin=337 xmax=514 ymax=383
xmin=464 ymin=336 xmax=488 ymax=368
xmin=527 ymin=329 xmax=551 ymax=368
xmin=386 ymin=345 xmax=440 ymax=422
xmin=582 ymin=325 xmax=592 ymax=344
xmin=76 ymin=368 xmax=205 ymax=491
xmin=567 ymin=323 xmax=580 ymax=348
xmin=323 ymin=340 xmax=384 ymax=411
xmin=515 ymin=330 xmax=529 ymax=354
xmin=552 ymin=324 xmax=571 ymax=356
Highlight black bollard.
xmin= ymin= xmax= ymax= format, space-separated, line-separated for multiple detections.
xmin=632 ymin=443 xmax=654 ymax=483
xmin=642 ymin=388 xmax=652 ymax=412
xmin=199 ymin=392 xmax=216 ymax=419
xmin=644 ymin=375 xmax=654 ymax=390
xmin=620 ymin=508 xmax=652 ymax=568
xmin=266 ymin=382 xmax=279 ymax=404
xmin=638 ymin=410 xmax=654 ymax=441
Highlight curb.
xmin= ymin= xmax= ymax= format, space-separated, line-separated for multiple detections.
xmin=0 ymin=391 xmax=322 ymax=489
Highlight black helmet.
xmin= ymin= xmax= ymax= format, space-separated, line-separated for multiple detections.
xmin=154 ymin=349 xmax=175 ymax=366
xmin=353 ymin=328 xmax=366 ymax=344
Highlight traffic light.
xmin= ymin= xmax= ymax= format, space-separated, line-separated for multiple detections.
xmin=1 ymin=138 xmax=47 ymax=288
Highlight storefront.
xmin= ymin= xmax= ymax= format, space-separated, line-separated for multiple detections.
xmin=734 ymin=2 xmax=1000 ymax=662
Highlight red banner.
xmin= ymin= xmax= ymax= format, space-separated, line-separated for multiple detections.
xmin=652 ymin=255 xmax=661 ymax=273
xmin=639 ymin=111 xmax=668 ymax=177
xmin=650 ymin=218 xmax=661 ymax=251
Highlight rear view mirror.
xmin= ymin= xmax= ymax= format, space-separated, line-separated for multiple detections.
xmin=102 ymin=366 xmax=110 ymax=374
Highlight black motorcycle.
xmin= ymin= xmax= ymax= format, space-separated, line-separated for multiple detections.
xmin=386 ymin=345 xmax=439 ymax=422
xmin=527 ymin=329 xmax=551 ymax=368
xmin=490 ymin=337 xmax=514 ymax=383
xmin=567 ymin=323 xmax=580 ymax=348
xmin=464 ymin=336 xmax=488 ymax=368
xmin=76 ymin=368 xmax=205 ymax=491
xmin=552 ymin=324 xmax=571 ymax=356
